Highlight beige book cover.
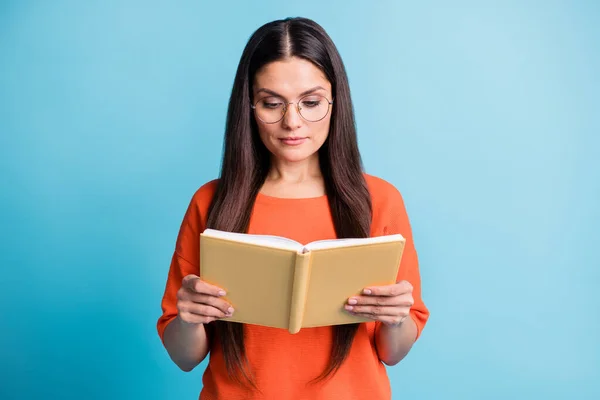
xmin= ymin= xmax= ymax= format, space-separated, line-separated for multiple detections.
xmin=199 ymin=229 xmax=405 ymax=334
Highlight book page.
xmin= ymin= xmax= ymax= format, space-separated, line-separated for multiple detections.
xmin=200 ymin=235 xmax=298 ymax=330
xmin=303 ymin=233 xmax=404 ymax=252
xmin=301 ymin=239 xmax=405 ymax=329
xmin=202 ymin=229 xmax=303 ymax=252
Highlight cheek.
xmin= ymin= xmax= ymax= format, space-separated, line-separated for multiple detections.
xmin=256 ymin=123 xmax=277 ymax=142
xmin=314 ymin=120 xmax=331 ymax=142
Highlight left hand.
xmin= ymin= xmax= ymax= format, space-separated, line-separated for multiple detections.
xmin=345 ymin=280 xmax=414 ymax=327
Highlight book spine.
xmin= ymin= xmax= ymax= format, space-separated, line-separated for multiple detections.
xmin=288 ymin=252 xmax=311 ymax=334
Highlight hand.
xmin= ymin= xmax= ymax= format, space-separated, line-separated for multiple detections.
xmin=345 ymin=280 xmax=414 ymax=327
xmin=177 ymin=274 xmax=234 ymax=325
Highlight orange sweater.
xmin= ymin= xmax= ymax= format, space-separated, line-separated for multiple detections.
xmin=157 ymin=174 xmax=429 ymax=399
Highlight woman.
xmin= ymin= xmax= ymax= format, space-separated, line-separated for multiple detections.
xmin=157 ymin=17 xmax=429 ymax=399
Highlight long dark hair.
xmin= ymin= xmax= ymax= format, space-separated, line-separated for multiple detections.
xmin=205 ymin=17 xmax=372 ymax=387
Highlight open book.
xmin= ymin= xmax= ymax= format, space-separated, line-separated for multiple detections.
xmin=199 ymin=229 xmax=405 ymax=334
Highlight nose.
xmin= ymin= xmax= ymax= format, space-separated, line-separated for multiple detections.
xmin=281 ymin=102 xmax=302 ymax=130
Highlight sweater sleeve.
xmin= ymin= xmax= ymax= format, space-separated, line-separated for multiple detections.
xmin=156 ymin=192 xmax=204 ymax=343
xmin=383 ymin=189 xmax=430 ymax=340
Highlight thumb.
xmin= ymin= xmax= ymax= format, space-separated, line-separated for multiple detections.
xmin=182 ymin=274 xmax=226 ymax=296
xmin=182 ymin=274 xmax=201 ymax=291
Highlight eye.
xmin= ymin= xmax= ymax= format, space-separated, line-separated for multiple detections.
xmin=259 ymin=97 xmax=284 ymax=109
xmin=263 ymin=102 xmax=282 ymax=109
xmin=300 ymin=97 xmax=323 ymax=108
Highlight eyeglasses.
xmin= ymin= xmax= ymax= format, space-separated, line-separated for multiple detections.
xmin=251 ymin=94 xmax=334 ymax=124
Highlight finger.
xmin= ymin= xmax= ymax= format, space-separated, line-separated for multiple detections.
xmin=188 ymin=293 xmax=234 ymax=315
xmin=348 ymin=311 xmax=408 ymax=327
xmin=347 ymin=294 xmax=412 ymax=307
xmin=182 ymin=275 xmax=226 ymax=297
xmin=181 ymin=302 xmax=233 ymax=319
xmin=363 ymin=280 xmax=413 ymax=297
xmin=179 ymin=312 xmax=217 ymax=325
xmin=345 ymin=304 xmax=410 ymax=317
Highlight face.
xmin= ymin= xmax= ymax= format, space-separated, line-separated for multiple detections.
xmin=252 ymin=57 xmax=333 ymax=165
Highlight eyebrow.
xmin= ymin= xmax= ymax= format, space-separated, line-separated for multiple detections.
xmin=255 ymin=86 xmax=327 ymax=98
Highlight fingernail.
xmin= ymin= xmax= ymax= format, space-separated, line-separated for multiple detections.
xmin=227 ymin=307 xmax=234 ymax=314
xmin=348 ymin=298 xmax=358 ymax=305
xmin=218 ymin=290 xmax=226 ymax=296
xmin=363 ymin=289 xmax=372 ymax=295
xmin=345 ymin=305 xmax=353 ymax=311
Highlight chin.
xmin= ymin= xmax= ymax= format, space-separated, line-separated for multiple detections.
xmin=273 ymin=148 xmax=317 ymax=163
xmin=277 ymin=153 xmax=314 ymax=163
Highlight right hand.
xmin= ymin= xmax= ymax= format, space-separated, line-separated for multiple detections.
xmin=176 ymin=274 xmax=234 ymax=324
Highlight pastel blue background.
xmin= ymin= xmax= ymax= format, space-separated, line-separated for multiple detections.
xmin=1 ymin=1 xmax=598 ymax=399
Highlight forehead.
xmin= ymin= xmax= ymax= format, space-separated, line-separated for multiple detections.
xmin=253 ymin=57 xmax=331 ymax=96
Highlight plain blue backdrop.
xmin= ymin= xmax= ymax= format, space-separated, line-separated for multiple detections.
xmin=1 ymin=1 xmax=598 ymax=399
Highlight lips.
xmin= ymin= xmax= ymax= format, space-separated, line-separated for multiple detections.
xmin=279 ymin=137 xmax=307 ymax=146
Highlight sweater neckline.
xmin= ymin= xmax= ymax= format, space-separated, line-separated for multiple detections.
xmin=255 ymin=191 xmax=328 ymax=205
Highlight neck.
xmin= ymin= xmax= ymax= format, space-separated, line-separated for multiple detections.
xmin=267 ymin=154 xmax=322 ymax=183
